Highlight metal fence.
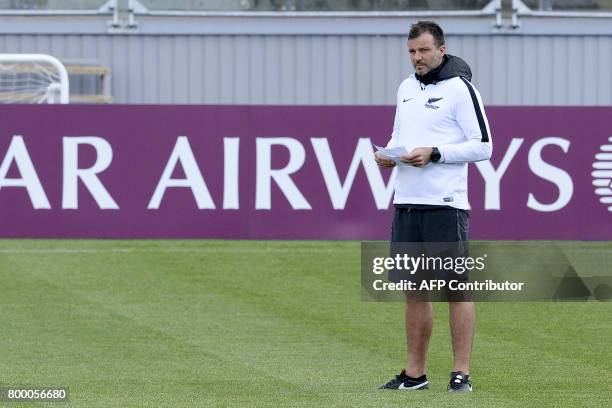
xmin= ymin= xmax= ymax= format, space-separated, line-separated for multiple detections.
xmin=0 ymin=0 xmax=610 ymax=105
xmin=2 ymin=0 xmax=611 ymax=12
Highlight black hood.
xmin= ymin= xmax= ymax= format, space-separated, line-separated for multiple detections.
xmin=414 ymin=54 xmax=472 ymax=86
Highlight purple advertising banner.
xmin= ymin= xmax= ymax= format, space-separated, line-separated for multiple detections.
xmin=0 ymin=105 xmax=610 ymax=240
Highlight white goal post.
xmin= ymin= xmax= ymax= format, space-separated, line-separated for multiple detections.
xmin=0 ymin=54 xmax=70 ymax=104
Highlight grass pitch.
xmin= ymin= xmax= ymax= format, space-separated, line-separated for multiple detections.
xmin=0 ymin=240 xmax=610 ymax=407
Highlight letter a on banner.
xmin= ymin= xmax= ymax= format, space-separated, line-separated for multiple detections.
xmin=148 ymin=136 xmax=215 ymax=209
xmin=0 ymin=135 xmax=51 ymax=209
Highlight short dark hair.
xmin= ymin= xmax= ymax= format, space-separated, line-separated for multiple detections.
xmin=408 ymin=21 xmax=445 ymax=48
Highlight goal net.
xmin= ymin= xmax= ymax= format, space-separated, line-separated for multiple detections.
xmin=0 ymin=54 xmax=69 ymax=104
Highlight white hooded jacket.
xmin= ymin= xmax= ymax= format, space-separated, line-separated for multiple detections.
xmin=386 ymin=54 xmax=493 ymax=210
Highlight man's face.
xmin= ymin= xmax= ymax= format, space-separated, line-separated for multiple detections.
xmin=408 ymin=33 xmax=445 ymax=76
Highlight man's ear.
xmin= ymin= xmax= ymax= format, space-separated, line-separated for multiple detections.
xmin=439 ymin=45 xmax=446 ymax=55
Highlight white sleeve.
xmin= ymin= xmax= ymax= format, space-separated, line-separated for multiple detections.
xmin=385 ymin=89 xmax=401 ymax=148
xmin=439 ymin=78 xmax=492 ymax=164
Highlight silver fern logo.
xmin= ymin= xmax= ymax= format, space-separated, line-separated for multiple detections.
xmin=593 ymin=137 xmax=612 ymax=212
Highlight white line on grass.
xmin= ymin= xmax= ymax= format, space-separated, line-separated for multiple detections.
xmin=0 ymin=247 xmax=355 ymax=255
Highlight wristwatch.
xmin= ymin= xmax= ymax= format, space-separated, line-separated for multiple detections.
xmin=430 ymin=147 xmax=441 ymax=163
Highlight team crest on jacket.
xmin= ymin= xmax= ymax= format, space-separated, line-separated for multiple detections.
xmin=425 ymin=97 xmax=444 ymax=110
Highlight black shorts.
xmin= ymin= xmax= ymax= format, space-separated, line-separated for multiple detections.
xmin=391 ymin=205 xmax=469 ymax=243
xmin=389 ymin=205 xmax=471 ymax=301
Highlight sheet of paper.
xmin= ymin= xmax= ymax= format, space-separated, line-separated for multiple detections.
xmin=375 ymin=145 xmax=409 ymax=166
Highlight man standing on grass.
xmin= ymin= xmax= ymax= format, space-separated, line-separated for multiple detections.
xmin=374 ymin=21 xmax=492 ymax=392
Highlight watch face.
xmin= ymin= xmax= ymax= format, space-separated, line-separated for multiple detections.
xmin=431 ymin=148 xmax=440 ymax=162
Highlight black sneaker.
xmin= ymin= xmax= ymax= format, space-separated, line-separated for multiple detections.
xmin=379 ymin=369 xmax=429 ymax=390
xmin=447 ymin=371 xmax=472 ymax=393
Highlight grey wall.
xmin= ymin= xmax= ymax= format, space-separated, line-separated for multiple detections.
xmin=0 ymin=14 xmax=610 ymax=105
